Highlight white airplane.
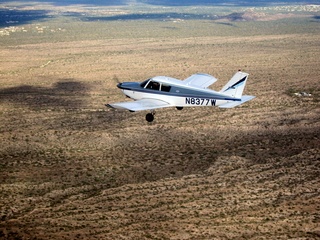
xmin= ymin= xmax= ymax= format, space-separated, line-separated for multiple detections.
xmin=107 ymin=70 xmax=255 ymax=122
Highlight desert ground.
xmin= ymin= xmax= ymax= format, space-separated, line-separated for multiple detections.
xmin=0 ymin=2 xmax=320 ymax=239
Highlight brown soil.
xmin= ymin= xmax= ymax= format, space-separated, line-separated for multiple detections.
xmin=0 ymin=4 xmax=319 ymax=239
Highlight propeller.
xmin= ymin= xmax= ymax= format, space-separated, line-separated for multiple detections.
xmin=112 ymin=75 xmax=123 ymax=89
xmin=113 ymin=75 xmax=121 ymax=84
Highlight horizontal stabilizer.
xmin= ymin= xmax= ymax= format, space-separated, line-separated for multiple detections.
xmin=106 ymin=98 xmax=171 ymax=111
xmin=219 ymin=95 xmax=255 ymax=108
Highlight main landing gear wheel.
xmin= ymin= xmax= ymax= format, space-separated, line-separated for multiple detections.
xmin=146 ymin=113 xmax=154 ymax=122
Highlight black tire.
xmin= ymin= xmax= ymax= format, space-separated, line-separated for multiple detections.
xmin=146 ymin=113 xmax=154 ymax=122
xmin=176 ymin=107 xmax=183 ymax=110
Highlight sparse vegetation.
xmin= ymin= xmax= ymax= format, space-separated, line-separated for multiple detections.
xmin=0 ymin=1 xmax=320 ymax=240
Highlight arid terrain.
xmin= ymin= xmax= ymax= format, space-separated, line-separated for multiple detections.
xmin=0 ymin=2 xmax=319 ymax=239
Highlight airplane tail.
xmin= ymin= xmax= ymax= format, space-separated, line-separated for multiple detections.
xmin=218 ymin=71 xmax=255 ymax=108
xmin=220 ymin=71 xmax=249 ymax=99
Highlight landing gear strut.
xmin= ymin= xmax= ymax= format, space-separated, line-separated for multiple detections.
xmin=146 ymin=111 xmax=155 ymax=122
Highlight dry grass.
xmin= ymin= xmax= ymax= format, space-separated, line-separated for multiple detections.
xmin=0 ymin=3 xmax=320 ymax=239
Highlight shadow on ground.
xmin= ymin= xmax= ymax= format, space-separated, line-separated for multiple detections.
xmin=0 ymin=80 xmax=90 ymax=110
xmin=82 ymin=12 xmax=218 ymax=22
xmin=81 ymin=12 xmax=249 ymax=22
xmin=0 ymin=9 xmax=51 ymax=28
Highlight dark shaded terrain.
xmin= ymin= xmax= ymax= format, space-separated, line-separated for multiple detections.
xmin=0 ymin=81 xmax=90 ymax=110
xmin=0 ymin=9 xmax=50 ymax=27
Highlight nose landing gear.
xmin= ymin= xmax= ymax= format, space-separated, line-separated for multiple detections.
xmin=146 ymin=111 xmax=155 ymax=122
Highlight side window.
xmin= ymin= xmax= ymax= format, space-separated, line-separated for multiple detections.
xmin=161 ymin=84 xmax=171 ymax=92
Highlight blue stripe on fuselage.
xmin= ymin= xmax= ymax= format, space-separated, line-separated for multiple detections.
xmin=118 ymin=82 xmax=240 ymax=101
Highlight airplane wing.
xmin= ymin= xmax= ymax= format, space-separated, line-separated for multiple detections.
xmin=107 ymin=98 xmax=171 ymax=111
xmin=183 ymin=73 xmax=217 ymax=88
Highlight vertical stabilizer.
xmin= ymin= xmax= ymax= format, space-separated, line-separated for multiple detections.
xmin=220 ymin=71 xmax=249 ymax=99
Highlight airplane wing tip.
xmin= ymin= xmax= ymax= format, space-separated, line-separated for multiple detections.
xmin=105 ymin=103 xmax=115 ymax=109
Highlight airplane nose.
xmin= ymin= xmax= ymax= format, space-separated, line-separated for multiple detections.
xmin=117 ymin=83 xmax=122 ymax=88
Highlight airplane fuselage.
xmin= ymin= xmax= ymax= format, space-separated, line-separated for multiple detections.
xmin=122 ymin=88 xmax=218 ymax=107
xmin=117 ymin=80 xmax=237 ymax=108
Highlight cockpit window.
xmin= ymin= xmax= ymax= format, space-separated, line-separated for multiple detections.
xmin=141 ymin=79 xmax=171 ymax=92
xmin=145 ymin=81 xmax=160 ymax=91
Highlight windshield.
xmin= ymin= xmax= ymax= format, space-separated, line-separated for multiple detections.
xmin=140 ymin=79 xmax=150 ymax=88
